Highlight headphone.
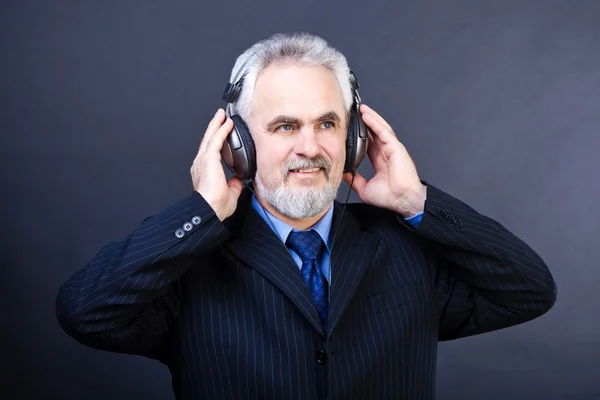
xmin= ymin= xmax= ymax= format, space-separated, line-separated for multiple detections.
xmin=220 ymin=55 xmax=369 ymax=180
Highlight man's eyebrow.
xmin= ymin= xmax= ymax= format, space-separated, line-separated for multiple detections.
xmin=266 ymin=116 xmax=302 ymax=130
xmin=315 ymin=111 xmax=341 ymax=124
xmin=266 ymin=111 xmax=341 ymax=130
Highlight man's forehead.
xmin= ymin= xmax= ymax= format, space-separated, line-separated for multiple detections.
xmin=250 ymin=64 xmax=346 ymax=122
xmin=255 ymin=62 xmax=334 ymax=82
xmin=254 ymin=65 xmax=341 ymax=96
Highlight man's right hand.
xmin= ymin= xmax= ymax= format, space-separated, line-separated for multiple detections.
xmin=190 ymin=108 xmax=244 ymax=222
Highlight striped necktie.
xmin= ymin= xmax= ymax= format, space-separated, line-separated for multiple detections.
xmin=286 ymin=229 xmax=328 ymax=330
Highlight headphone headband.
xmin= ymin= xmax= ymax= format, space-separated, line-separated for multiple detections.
xmin=222 ymin=48 xmax=261 ymax=103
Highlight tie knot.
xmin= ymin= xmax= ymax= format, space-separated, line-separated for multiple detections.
xmin=286 ymin=229 xmax=325 ymax=263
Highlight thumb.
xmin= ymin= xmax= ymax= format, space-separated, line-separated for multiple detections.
xmin=343 ymin=172 xmax=368 ymax=197
xmin=227 ymin=176 xmax=244 ymax=200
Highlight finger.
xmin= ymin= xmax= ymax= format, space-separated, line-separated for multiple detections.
xmin=199 ymin=108 xmax=226 ymax=152
xmin=367 ymin=130 xmax=384 ymax=156
xmin=206 ymin=117 xmax=234 ymax=154
xmin=362 ymin=113 xmax=397 ymax=145
xmin=360 ymin=104 xmax=394 ymax=136
xmin=360 ymin=104 xmax=394 ymax=133
xmin=199 ymin=109 xmax=226 ymax=151
xmin=366 ymin=137 xmax=388 ymax=170
xmin=361 ymin=106 xmax=393 ymax=137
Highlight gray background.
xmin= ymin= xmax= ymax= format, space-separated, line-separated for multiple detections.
xmin=2 ymin=0 xmax=598 ymax=399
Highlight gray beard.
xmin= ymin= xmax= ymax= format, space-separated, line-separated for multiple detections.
xmin=254 ymin=174 xmax=338 ymax=220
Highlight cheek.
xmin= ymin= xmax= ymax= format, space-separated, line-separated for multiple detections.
xmin=322 ymin=135 xmax=347 ymax=166
xmin=255 ymin=141 xmax=292 ymax=175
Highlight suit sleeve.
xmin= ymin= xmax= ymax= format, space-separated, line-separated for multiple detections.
xmin=398 ymin=182 xmax=557 ymax=341
xmin=55 ymin=191 xmax=229 ymax=362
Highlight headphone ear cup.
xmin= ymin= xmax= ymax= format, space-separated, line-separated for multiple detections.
xmin=345 ymin=110 xmax=358 ymax=172
xmin=345 ymin=103 xmax=368 ymax=173
xmin=221 ymin=114 xmax=257 ymax=179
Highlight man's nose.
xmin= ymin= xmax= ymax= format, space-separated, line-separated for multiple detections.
xmin=293 ymin=128 xmax=320 ymax=158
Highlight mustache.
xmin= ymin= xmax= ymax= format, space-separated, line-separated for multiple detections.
xmin=282 ymin=155 xmax=332 ymax=178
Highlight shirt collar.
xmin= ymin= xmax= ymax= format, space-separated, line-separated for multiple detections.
xmin=251 ymin=193 xmax=334 ymax=250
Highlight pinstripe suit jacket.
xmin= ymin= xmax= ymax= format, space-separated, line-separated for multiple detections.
xmin=56 ymin=182 xmax=557 ymax=399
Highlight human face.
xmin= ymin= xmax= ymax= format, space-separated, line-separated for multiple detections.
xmin=248 ymin=64 xmax=347 ymax=219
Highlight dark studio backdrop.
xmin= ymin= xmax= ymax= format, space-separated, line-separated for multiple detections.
xmin=2 ymin=0 xmax=599 ymax=399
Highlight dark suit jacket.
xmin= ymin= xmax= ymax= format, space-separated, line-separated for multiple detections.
xmin=55 ymin=182 xmax=557 ymax=399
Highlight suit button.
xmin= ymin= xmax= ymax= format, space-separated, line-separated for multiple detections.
xmin=174 ymin=228 xmax=185 ymax=239
xmin=183 ymin=222 xmax=193 ymax=232
xmin=191 ymin=216 xmax=202 ymax=225
xmin=317 ymin=351 xmax=327 ymax=365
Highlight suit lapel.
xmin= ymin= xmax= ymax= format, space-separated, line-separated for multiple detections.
xmin=224 ymin=188 xmax=326 ymax=337
xmin=327 ymin=202 xmax=380 ymax=336
xmin=223 ymin=187 xmax=380 ymax=338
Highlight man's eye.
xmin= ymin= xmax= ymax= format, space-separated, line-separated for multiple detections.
xmin=322 ymin=121 xmax=335 ymax=129
xmin=277 ymin=124 xmax=293 ymax=131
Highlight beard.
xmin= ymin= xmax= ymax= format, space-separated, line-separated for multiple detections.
xmin=254 ymin=154 xmax=341 ymax=220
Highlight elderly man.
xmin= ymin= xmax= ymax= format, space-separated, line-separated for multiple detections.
xmin=56 ymin=32 xmax=557 ymax=399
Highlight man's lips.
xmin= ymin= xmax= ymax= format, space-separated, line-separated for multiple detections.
xmin=287 ymin=168 xmax=326 ymax=179
xmin=289 ymin=167 xmax=323 ymax=173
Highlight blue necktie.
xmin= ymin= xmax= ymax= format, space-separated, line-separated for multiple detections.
xmin=286 ymin=229 xmax=328 ymax=330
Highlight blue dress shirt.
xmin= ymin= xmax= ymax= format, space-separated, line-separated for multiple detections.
xmin=251 ymin=195 xmax=423 ymax=286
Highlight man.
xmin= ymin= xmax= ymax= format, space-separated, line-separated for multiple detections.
xmin=56 ymin=32 xmax=557 ymax=399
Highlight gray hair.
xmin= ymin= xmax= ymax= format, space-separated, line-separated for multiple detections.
xmin=228 ymin=32 xmax=354 ymax=123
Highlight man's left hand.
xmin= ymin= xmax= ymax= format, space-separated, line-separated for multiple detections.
xmin=343 ymin=104 xmax=427 ymax=218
